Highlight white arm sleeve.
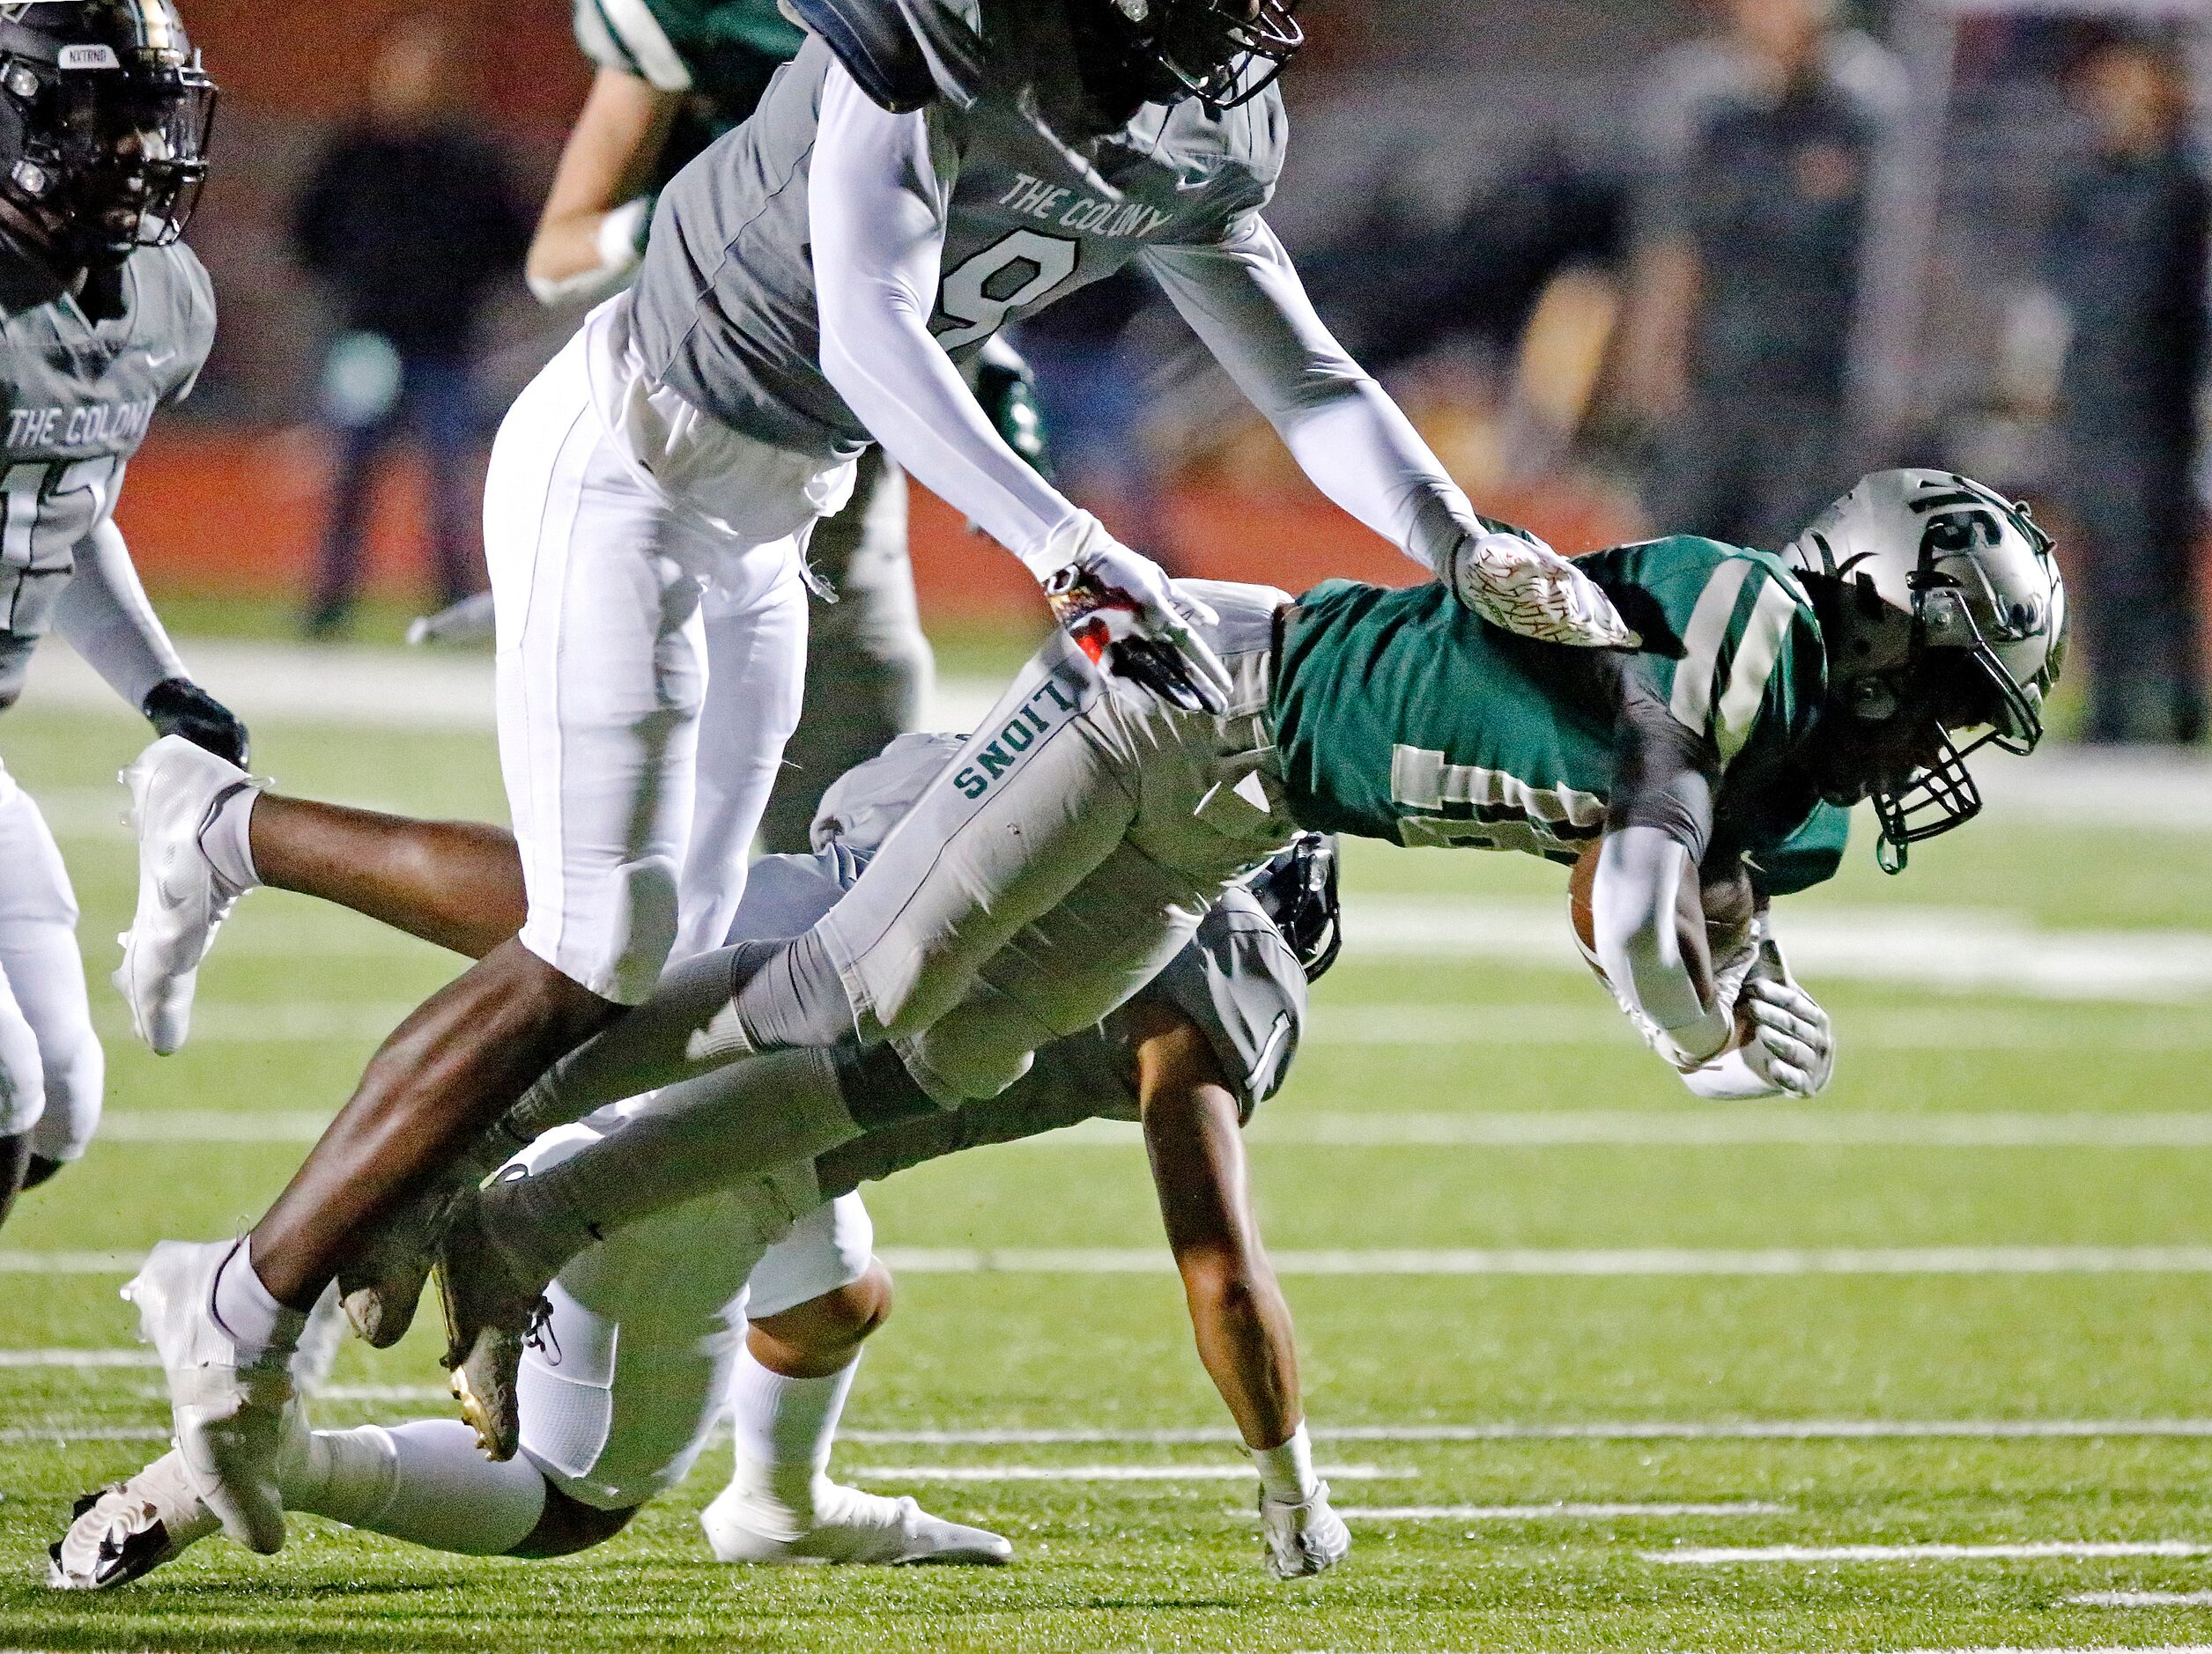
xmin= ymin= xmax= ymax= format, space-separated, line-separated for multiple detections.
xmin=1593 ymin=824 xmax=1731 ymax=1065
xmin=810 ymin=66 xmax=1085 ymax=572
xmin=54 ymin=518 xmax=186 ymax=710
xmin=1143 ymin=218 xmax=1479 ymax=579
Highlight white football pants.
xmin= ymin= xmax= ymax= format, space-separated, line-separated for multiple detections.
xmin=508 ymin=1111 xmax=872 ymax=1511
xmin=0 ymin=763 xmax=100 ymax=1161
xmin=485 ymin=298 xmax=852 ymax=1002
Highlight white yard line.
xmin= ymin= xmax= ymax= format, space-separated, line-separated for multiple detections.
xmin=1316 ymin=1005 xmax=2212 ymax=1052
xmin=849 ymin=1463 xmax=1403 ymax=1483
xmin=0 ymin=1349 xmax=153 ymax=1368
xmin=26 ymin=643 xmax=2212 ymax=838
xmin=86 ymin=1106 xmax=2212 ymax=1149
xmin=1054 ymin=1111 xmax=2212 ymax=1150
xmin=0 ymin=1252 xmax=140 ymax=1274
xmin=835 ymin=1421 xmax=2212 ymax=1445
xmin=1344 ymin=1502 xmax=1787 ymax=1520
xmin=1647 ymin=1540 xmax=2212 ymax=1564
xmin=1344 ymin=896 xmax=2212 ymax=1004
xmin=868 ymin=1246 xmax=2212 ymax=1277
xmin=2072 ymin=1591 xmax=2212 ymax=1607
xmin=22 ymin=1245 xmax=2212 ymax=1277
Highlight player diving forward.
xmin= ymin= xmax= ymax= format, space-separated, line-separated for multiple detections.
xmin=374 ymin=468 xmax=2061 ymax=1450
xmin=56 ymin=743 xmax=1350 ymax=1584
xmin=108 ymin=0 xmax=1633 ymax=1557
xmin=0 ymin=0 xmax=246 ymax=1229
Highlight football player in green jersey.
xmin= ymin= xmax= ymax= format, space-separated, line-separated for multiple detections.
xmin=414 ymin=468 xmax=2062 ymax=1436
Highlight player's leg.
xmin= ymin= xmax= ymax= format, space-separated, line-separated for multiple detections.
xmin=0 ymin=970 xmax=43 ymax=1233
xmin=0 ymin=787 xmax=104 ymax=1188
xmin=707 ymin=1193 xmax=1010 ymax=1564
xmin=672 ymin=554 xmax=809 ymax=961
xmin=119 ymin=734 xmax=528 ymax=1042
xmin=125 ymin=335 xmax=718 ymax=1554
xmin=0 ymin=770 xmax=80 ymax=1228
xmin=757 ymin=453 xmax=930 ymax=856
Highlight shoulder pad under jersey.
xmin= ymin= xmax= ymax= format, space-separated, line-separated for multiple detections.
xmin=782 ymin=0 xmax=979 ymax=111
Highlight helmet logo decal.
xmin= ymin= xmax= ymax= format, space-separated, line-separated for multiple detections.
xmin=55 ymin=42 xmax=116 ymax=69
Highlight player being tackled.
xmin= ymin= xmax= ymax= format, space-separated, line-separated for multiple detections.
xmin=398 ymin=469 xmax=2061 ymax=1442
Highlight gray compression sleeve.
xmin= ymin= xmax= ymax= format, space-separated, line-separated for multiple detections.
xmin=486 ymin=1045 xmax=932 ymax=1283
xmin=506 ymin=943 xmax=781 ymax=1139
xmin=729 ymin=929 xmax=861 ymax=1053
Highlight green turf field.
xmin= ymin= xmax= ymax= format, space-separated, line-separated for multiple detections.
xmin=3 ymin=690 xmax=2212 ymax=1652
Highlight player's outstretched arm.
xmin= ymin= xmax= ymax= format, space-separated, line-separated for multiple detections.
xmin=527 ymin=66 xmax=682 ymax=306
xmin=1128 ymin=998 xmax=1348 ymax=1579
xmin=55 ymin=521 xmax=248 ymax=765
xmin=1141 ymin=221 xmax=1633 ymax=650
xmin=808 ymin=67 xmax=1228 ymax=711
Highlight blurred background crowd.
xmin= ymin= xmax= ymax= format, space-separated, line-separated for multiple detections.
xmin=115 ymin=0 xmax=2212 ymax=746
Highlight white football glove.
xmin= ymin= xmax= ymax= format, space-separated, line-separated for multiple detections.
xmin=1260 ymin=1480 xmax=1350 ymax=1579
xmin=1446 ymin=525 xmax=1640 ymax=650
xmin=1681 ymin=940 xmax=1835 ymax=1099
xmin=1029 ymin=521 xmax=1232 ymax=714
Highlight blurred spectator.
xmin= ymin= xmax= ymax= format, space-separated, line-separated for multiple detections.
xmin=2043 ymin=30 xmax=2207 ymax=745
xmin=1619 ymin=0 xmax=1905 ymax=547
xmin=291 ymin=12 xmax=529 ymax=638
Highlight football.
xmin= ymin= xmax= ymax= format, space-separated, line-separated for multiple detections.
xmin=1567 ymin=838 xmax=1755 ymax=1008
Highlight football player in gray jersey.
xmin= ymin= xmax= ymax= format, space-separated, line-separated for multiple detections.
xmin=115 ymin=0 xmax=1631 ymax=1557
xmin=440 ymin=0 xmax=1050 ymax=857
xmin=56 ymin=739 xmax=1347 ymax=1584
xmin=0 ymin=0 xmax=243 ymax=1229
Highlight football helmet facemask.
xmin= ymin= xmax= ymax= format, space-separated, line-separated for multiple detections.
xmin=1245 ymin=831 xmax=1341 ymax=982
xmin=0 ymin=0 xmax=216 ymax=271
xmin=1785 ymin=469 xmax=2067 ymax=873
xmin=1094 ymin=0 xmax=1301 ymax=111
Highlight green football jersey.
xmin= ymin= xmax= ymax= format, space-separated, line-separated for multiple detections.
xmin=1271 ymin=535 xmax=1831 ymax=873
xmin=573 ymin=0 xmax=804 ymax=144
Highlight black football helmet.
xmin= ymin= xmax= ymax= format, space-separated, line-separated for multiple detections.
xmin=1096 ymin=0 xmax=1302 ymax=110
xmin=0 ymin=0 xmax=217 ymax=270
xmin=1245 ymin=831 xmax=1341 ymax=982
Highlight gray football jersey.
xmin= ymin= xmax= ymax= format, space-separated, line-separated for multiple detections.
xmin=813 ymin=887 xmax=1307 ymax=1200
xmin=630 ymin=18 xmax=1285 ymax=461
xmin=0 ymin=240 xmax=213 ymax=700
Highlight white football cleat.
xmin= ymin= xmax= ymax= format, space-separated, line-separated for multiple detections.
xmin=48 ymin=1450 xmax=220 ymax=1590
xmin=700 ymin=1476 xmax=1012 ymax=1566
xmin=123 ymin=1240 xmax=293 ymax=1554
xmin=115 ymin=735 xmax=256 ymax=1055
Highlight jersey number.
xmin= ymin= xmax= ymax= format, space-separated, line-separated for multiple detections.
xmin=0 ymin=455 xmax=118 ymax=630
xmin=934 ymin=231 xmax=1080 ymax=351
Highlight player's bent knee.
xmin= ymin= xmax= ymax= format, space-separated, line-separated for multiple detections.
xmin=507 ymin=1486 xmax=640 ymax=1559
xmin=755 ymin=1262 xmax=893 ymax=1362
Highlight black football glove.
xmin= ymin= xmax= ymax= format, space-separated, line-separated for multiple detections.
xmin=973 ymin=346 xmax=1053 ymax=479
xmin=142 ymin=678 xmax=248 ymax=768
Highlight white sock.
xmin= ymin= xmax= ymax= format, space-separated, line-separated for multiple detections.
xmin=196 ymin=781 xmax=261 ymax=890
xmin=726 ymin=1345 xmax=859 ymax=1518
xmin=1250 ymin=1423 xmax=1318 ymax=1504
xmin=283 ymin=1421 xmax=547 ymax=1556
xmin=211 ymin=1239 xmax=305 ymax=1369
